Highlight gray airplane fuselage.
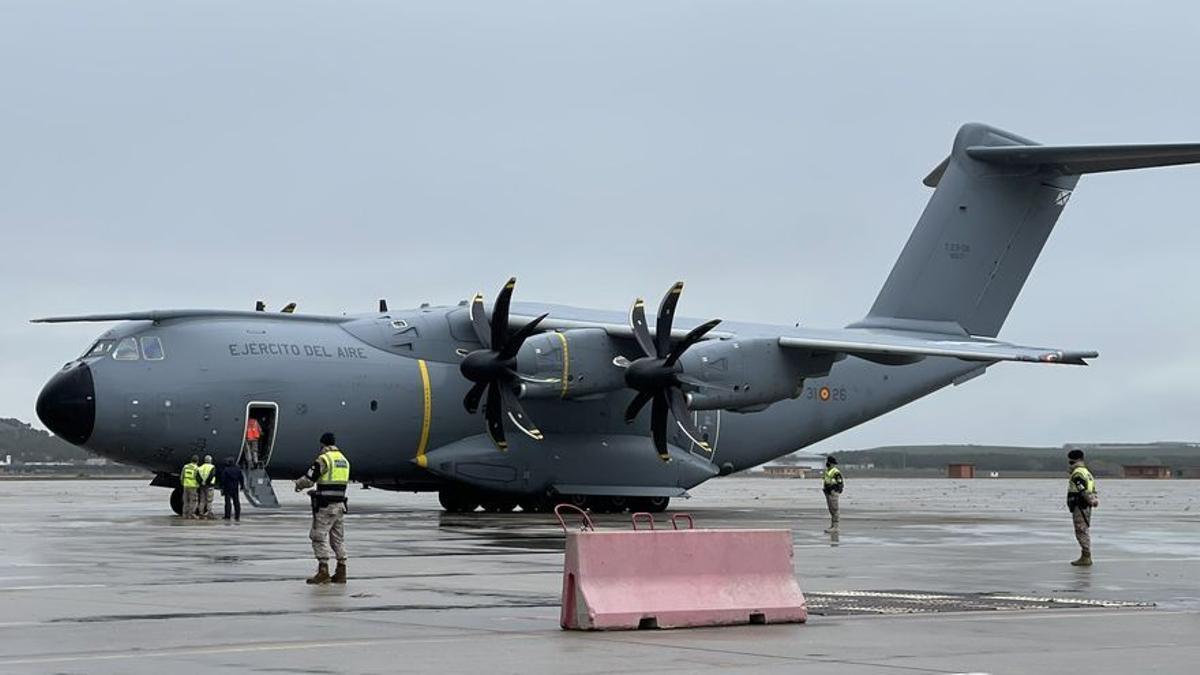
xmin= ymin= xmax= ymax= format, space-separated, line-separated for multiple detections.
xmin=50 ymin=304 xmax=981 ymax=491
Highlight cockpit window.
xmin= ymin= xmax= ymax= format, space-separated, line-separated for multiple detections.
xmin=140 ymin=336 xmax=165 ymax=360
xmin=83 ymin=340 xmax=115 ymax=358
xmin=112 ymin=337 xmax=140 ymax=361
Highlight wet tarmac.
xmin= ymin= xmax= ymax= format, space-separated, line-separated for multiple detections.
xmin=1 ymin=477 xmax=1197 ymax=674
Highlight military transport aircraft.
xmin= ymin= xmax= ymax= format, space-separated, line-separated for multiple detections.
xmin=33 ymin=123 xmax=1200 ymax=515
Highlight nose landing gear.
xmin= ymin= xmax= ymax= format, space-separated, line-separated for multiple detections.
xmin=170 ymin=487 xmax=183 ymax=516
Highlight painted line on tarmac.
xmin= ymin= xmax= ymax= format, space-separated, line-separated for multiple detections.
xmin=0 ymin=633 xmax=539 ymax=666
xmin=0 ymin=584 xmax=106 ymax=592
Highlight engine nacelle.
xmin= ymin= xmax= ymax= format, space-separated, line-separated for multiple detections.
xmin=677 ymin=338 xmax=835 ymax=412
xmin=515 ymin=328 xmax=626 ymax=399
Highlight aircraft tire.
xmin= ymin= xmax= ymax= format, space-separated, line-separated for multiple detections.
xmin=629 ymin=496 xmax=669 ymax=513
xmin=169 ymin=487 xmax=183 ymax=516
xmin=480 ymin=496 xmax=518 ymax=513
xmin=594 ymin=496 xmax=629 ymax=514
xmin=517 ymin=496 xmax=549 ymax=513
xmin=438 ymin=488 xmax=479 ymax=513
xmin=566 ymin=494 xmax=590 ymax=510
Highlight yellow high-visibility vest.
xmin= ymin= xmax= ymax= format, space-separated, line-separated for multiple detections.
xmin=823 ymin=466 xmax=843 ymax=488
xmin=1069 ymin=465 xmax=1096 ymax=494
xmin=318 ymin=448 xmax=350 ymax=486
xmin=181 ymin=463 xmax=199 ymax=488
xmin=197 ymin=462 xmax=215 ymax=485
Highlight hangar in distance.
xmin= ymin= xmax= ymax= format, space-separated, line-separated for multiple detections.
xmin=32 ymin=122 xmax=1200 ymax=514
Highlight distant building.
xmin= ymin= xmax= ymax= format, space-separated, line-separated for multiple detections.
xmin=947 ymin=463 xmax=975 ymax=479
xmin=1122 ymin=465 xmax=1172 ymax=479
xmin=762 ymin=465 xmax=810 ymax=478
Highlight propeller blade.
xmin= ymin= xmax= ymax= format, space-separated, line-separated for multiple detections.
xmin=492 ymin=277 xmax=517 ymax=349
xmin=664 ymin=318 xmax=722 ymax=367
xmin=499 ymin=385 xmax=544 ymax=440
xmin=629 ymin=298 xmax=656 ymax=358
xmin=463 ymin=381 xmax=488 ymax=414
xmin=497 ymin=312 xmax=548 ymax=360
xmin=667 ymin=388 xmax=710 ymax=451
xmin=624 ymin=390 xmax=653 ymax=423
xmin=655 ymin=281 xmax=684 ymax=358
xmin=651 ymin=392 xmax=669 ymax=461
xmin=484 ymin=383 xmax=507 ymax=450
xmin=469 ymin=293 xmax=491 ymax=349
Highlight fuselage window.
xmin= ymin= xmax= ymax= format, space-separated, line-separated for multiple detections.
xmin=83 ymin=340 xmax=115 ymax=358
xmin=140 ymin=336 xmax=165 ymax=360
xmin=112 ymin=337 xmax=140 ymax=361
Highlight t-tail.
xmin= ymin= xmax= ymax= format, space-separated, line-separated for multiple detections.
xmin=857 ymin=123 xmax=1200 ymax=337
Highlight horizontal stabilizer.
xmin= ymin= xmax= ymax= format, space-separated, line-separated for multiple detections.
xmin=780 ymin=329 xmax=1097 ymax=366
xmin=966 ymin=143 xmax=1200 ymax=175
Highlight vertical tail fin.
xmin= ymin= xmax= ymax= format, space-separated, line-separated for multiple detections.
xmin=858 ymin=123 xmax=1200 ymax=337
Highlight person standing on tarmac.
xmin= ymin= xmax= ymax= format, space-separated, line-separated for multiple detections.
xmin=1066 ymin=449 xmax=1098 ymax=567
xmin=294 ymin=432 xmax=350 ymax=585
xmin=219 ymin=457 xmax=245 ymax=521
xmin=822 ymin=456 xmax=844 ymax=533
xmin=180 ymin=455 xmax=200 ymax=519
xmin=196 ymin=454 xmax=217 ymax=519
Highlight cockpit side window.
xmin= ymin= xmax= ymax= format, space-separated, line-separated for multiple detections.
xmin=140 ymin=336 xmax=165 ymax=361
xmin=112 ymin=337 xmax=140 ymax=361
xmin=83 ymin=340 xmax=115 ymax=358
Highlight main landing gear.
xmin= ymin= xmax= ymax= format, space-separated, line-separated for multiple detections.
xmin=437 ymin=487 xmax=669 ymax=514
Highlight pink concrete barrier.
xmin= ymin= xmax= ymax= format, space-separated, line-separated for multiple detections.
xmin=557 ymin=508 xmax=806 ymax=630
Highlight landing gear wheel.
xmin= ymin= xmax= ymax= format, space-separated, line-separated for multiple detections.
xmin=170 ymin=487 xmax=183 ymax=516
xmin=438 ymin=489 xmax=480 ymax=513
xmin=566 ymin=494 xmax=590 ymax=511
xmin=517 ymin=496 xmax=550 ymax=513
xmin=479 ymin=495 xmax=518 ymax=513
xmin=595 ymin=496 xmax=629 ymax=514
xmin=630 ymin=496 xmax=669 ymax=513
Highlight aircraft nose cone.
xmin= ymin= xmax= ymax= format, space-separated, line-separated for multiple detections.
xmin=36 ymin=362 xmax=95 ymax=445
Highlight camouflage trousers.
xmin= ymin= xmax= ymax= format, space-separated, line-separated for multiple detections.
xmin=198 ymin=487 xmax=214 ymax=518
xmin=1072 ymin=507 xmax=1091 ymax=554
xmin=825 ymin=491 xmax=840 ymax=525
xmin=182 ymin=488 xmax=198 ymax=518
xmin=310 ymin=502 xmax=347 ymax=562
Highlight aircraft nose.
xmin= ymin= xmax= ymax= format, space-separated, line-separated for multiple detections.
xmin=36 ymin=361 xmax=95 ymax=445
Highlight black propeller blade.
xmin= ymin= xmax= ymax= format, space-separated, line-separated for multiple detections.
xmin=622 ymin=282 xmax=720 ymax=461
xmin=459 ymin=277 xmax=548 ymax=450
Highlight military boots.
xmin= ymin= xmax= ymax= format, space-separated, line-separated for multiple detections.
xmin=306 ymin=562 xmax=331 ymax=584
xmin=331 ymin=561 xmax=347 ymax=584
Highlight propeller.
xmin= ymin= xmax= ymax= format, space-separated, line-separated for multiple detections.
xmin=621 ymin=282 xmax=721 ymax=461
xmin=459 ymin=277 xmax=549 ymax=450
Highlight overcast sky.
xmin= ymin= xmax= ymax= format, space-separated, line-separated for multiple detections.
xmin=2 ymin=1 xmax=1198 ymax=453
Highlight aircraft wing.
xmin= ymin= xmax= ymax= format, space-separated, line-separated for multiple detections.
xmin=779 ymin=330 xmax=1097 ymax=365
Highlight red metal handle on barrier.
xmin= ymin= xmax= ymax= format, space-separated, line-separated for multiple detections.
xmin=671 ymin=513 xmax=695 ymax=530
xmin=554 ymin=503 xmax=595 ymax=534
xmin=630 ymin=512 xmax=655 ymax=531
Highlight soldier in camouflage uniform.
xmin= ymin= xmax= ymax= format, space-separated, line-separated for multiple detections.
xmin=1066 ymin=448 xmax=1098 ymax=567
xmin=294 ymin=432 xmax=350 ymax=584
xmin=822 ymin=456 xmax=844 ymax=533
